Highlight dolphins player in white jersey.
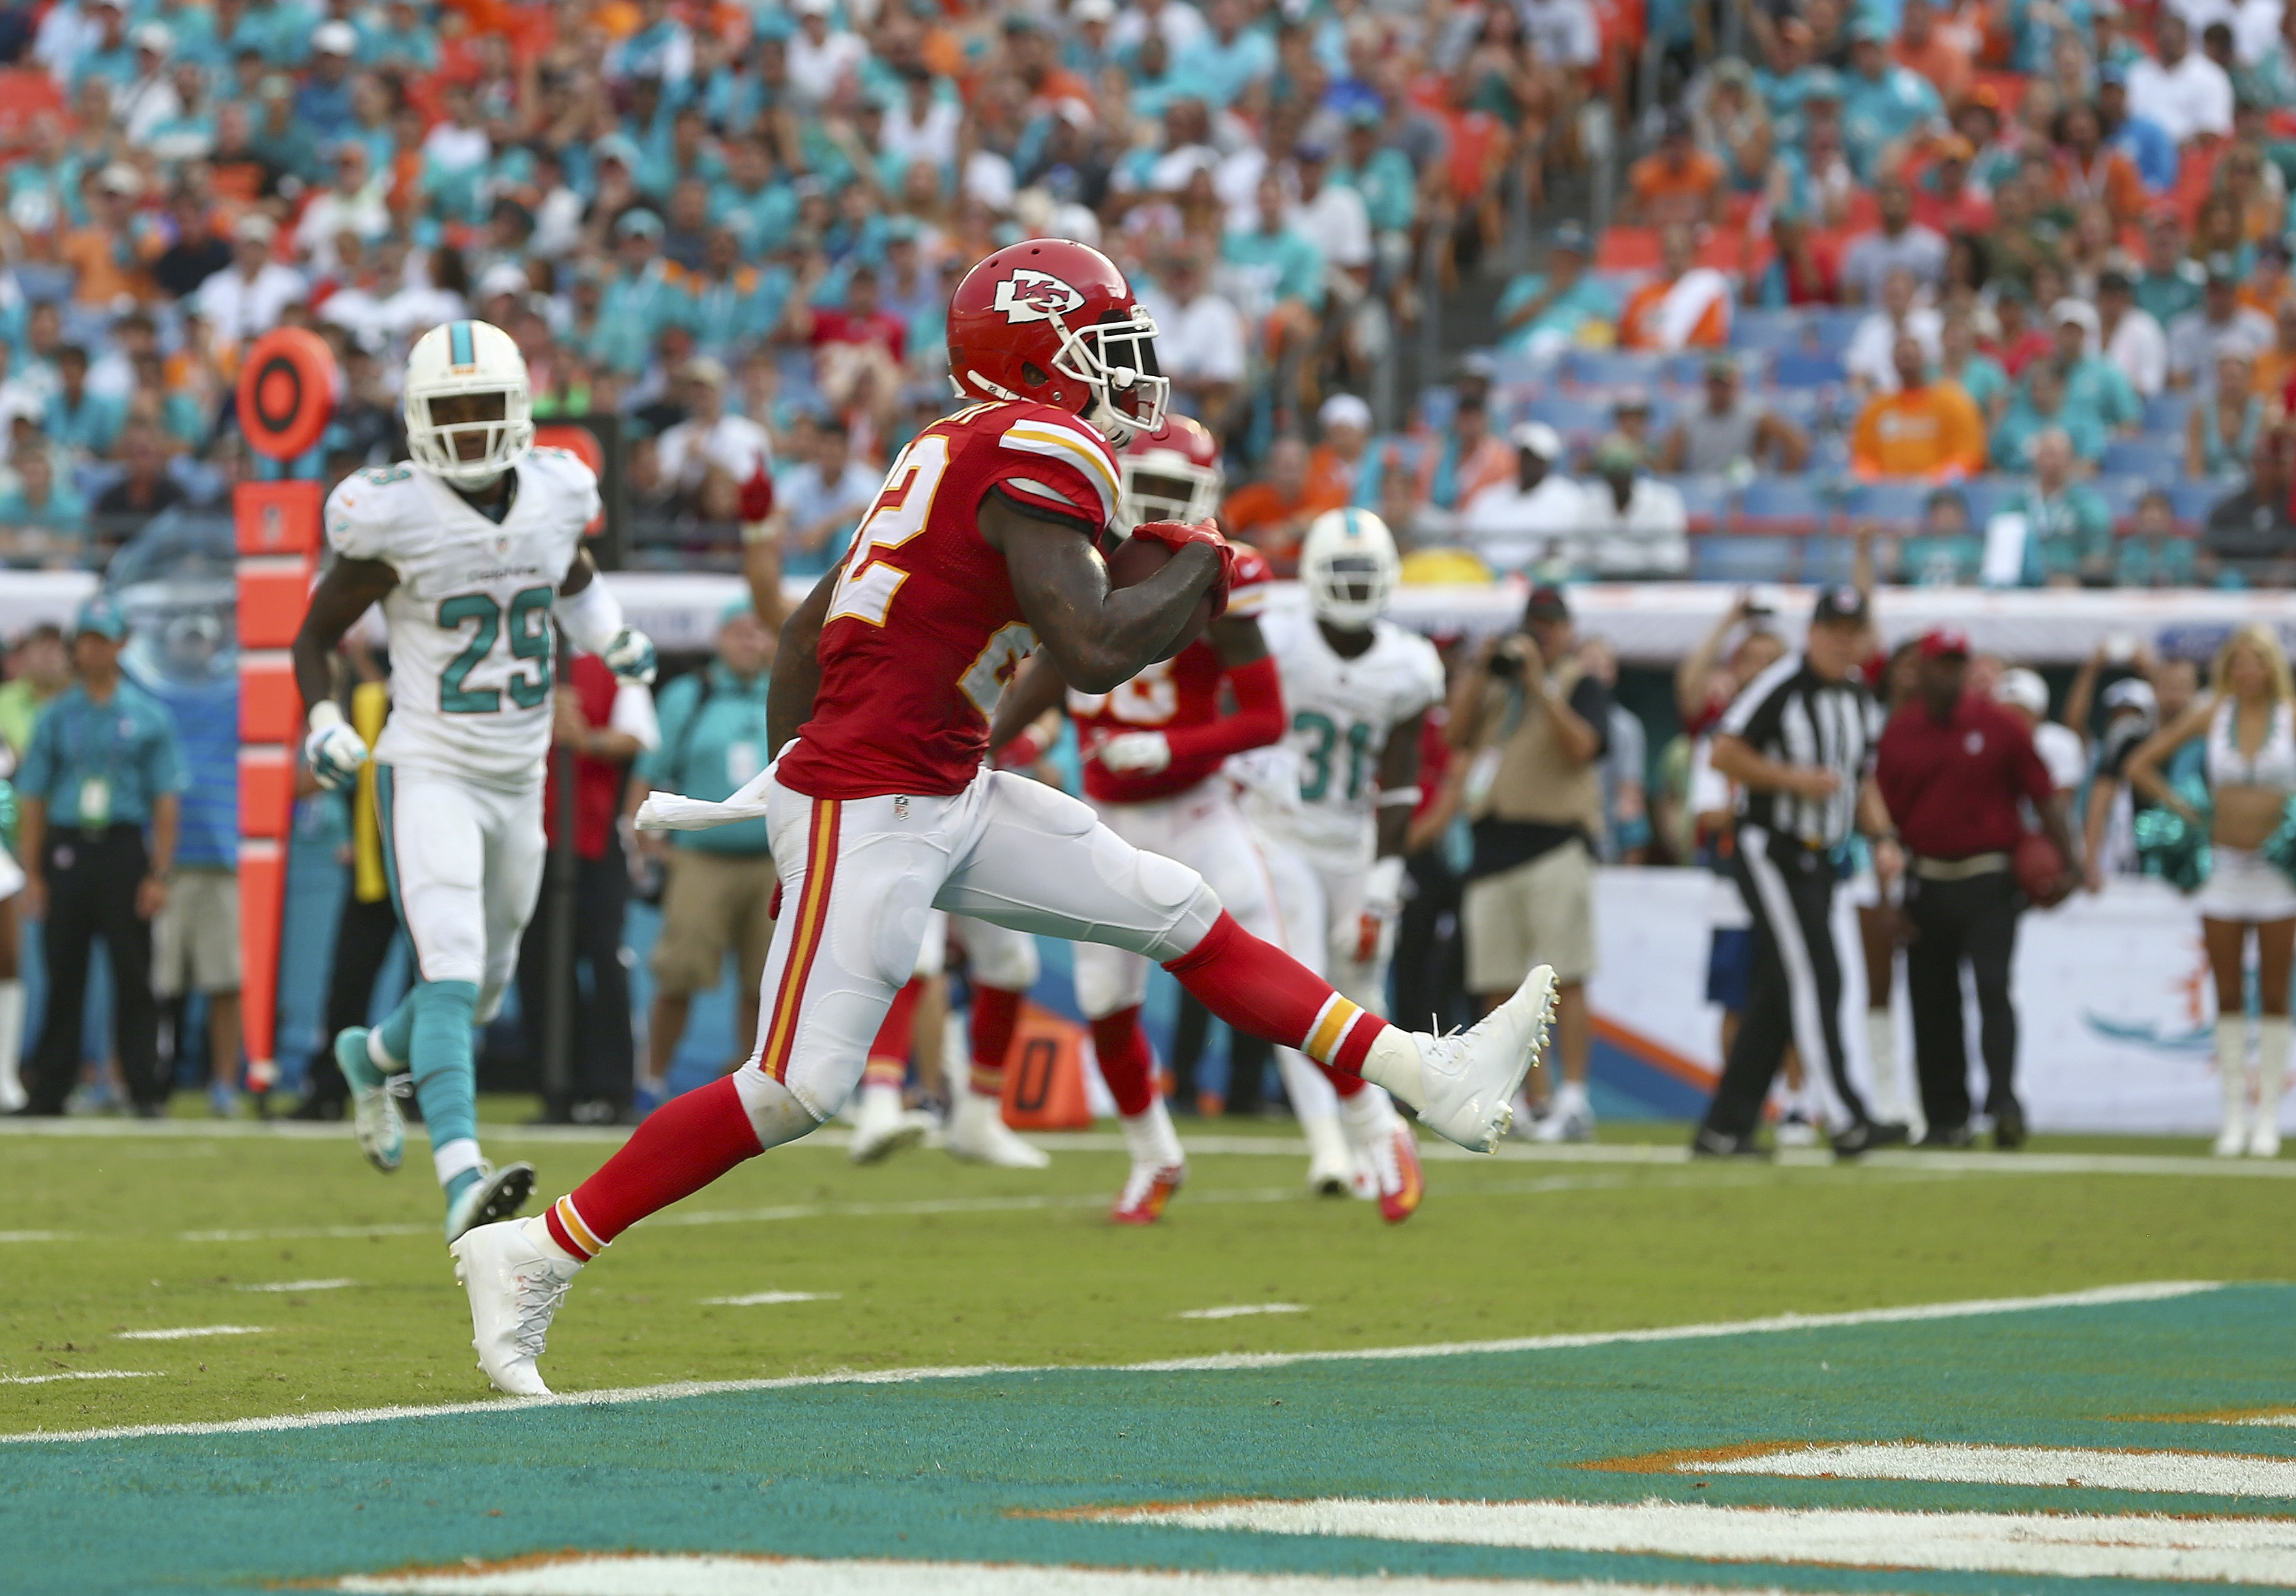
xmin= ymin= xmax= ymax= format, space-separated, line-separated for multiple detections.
xmin=290 ymin=319 xmax=658 ymax=1241
xmin=1238 ymin=509 xmax=1446 ymax=1221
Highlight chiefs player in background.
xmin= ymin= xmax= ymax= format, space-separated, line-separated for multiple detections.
xmin=449 ymin=241 xmax=1555 ymax=1395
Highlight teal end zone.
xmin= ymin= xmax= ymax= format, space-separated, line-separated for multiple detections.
xmin=7 ymin=1286 xmax=2294 ymax=1595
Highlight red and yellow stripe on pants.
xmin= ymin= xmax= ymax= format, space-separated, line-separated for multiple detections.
xmin=758 ymin=797 xmax=842 ymax=1084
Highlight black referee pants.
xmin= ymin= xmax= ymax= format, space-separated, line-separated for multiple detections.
xmin=1903 ymin=869 xmax=2020 ymax=1132
xmin=25 ymin=826 xmax=161 ymax=1112
xmin=1700 ymin=827 xmax=1872 ymax=1138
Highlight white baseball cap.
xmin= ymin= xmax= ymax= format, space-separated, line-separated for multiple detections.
xmin=1996 ymin=667 xmax=2048 ymax=719
xmin=312 ymin=19 xmax=359 ymax=53
xmin=1318 ymin=392 xmax=1372 ymax=433
xmin=1509 ymin=421 xmax=1564 ymax=459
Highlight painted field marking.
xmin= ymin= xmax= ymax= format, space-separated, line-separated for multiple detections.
xmin=0 ymin=1231 xmax=68 ymax=1243
xmin=115 ymin=1325 xmax=267 ymax=1341
xmin=1177 ymin=1305 xmax=1308 ymax=1320
xmin=0 ymin=1280 xmax=2217 ymax=1445
xmin=1089 ymin=1498 xmax=2296 ymax=1583
xmin=333 ymin=1552 xmax=1834 ymax=1596
xmin=702 ymin=1292 xmax=840 ymax=1307
xmin=239 ymin=1278 xmax=358 ymax=1293
xmin=1650 ymin=1441 xmax=2296 ymax=1496
xmin=0 ymin=1370 xmax=163 ymax=1385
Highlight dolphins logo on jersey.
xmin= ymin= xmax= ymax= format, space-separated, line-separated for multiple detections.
xmin=994 ymin=270 xmax=1087 ymax=325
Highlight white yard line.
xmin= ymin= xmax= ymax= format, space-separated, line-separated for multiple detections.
xmin=1 ymin=1280 xmax=2216 ymax=1445
xmin=114 ymin=1325 xmax=266 ymax=1341
xmin=1177 ymin=1305 xmax=1308 ymax=1320
xmin=701 ymin=1292 xmax=840 ymax=1307
xmin=1094 ymin=1498 xmax=2296 ymax=1584
xmin=334 ymin=1554 xmax=1844 ymax=1596
xmin=237 ymin=1278 xmax=359 ymax=1292
xmin=1688 ymin=1441 xmax=2296 ymax=1496
xmin=0 ymin=1370 xmax=162 ymax=1385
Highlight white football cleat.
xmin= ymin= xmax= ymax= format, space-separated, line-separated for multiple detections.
xmin=336 ymin=1026 xmax=406 ymax=1174
xmin=450 ymin=1219 xmax=578 ymax=1396
xmin=1302 ymin=1112 xmax=1353 ymax=1196
xmin=2215 ymin=1117 xmax=2248 ymax=1158
xmin=847 ymin=1082 xmax=926 ymax=1164
xmin=945 ymin=1088 xmax=1050 ymax=1168
xmin=444 ymin=1160 xmax=536 ymax=1243
xmin=1531 ymin=1091 xmax=1596 ymax=1144
xmin=1411 ymin=964 xmax=1557 ymax=1153
xmin=2250 ymin=1120 xmax=2282 ymax=1159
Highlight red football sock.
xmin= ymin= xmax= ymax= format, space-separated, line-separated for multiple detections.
xmin=1089 ymin=1005 xmax=1156 ymax=1117
xmin=546 ymin=1075 xmax=761 ymax=1260
xmin=863 ymin=977 xmax=924 ymax=1087
xmin=1162 ymin=911 xmax=1388 ymax=1079
xmin=969 ymin=982 xmax=1023 ymax=1098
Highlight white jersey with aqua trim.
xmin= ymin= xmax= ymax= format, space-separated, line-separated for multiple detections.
xmin=325 ymin=447 xmax=598 ymax=790
xmin=1245 ymin=606 xmax=1446 ymax=870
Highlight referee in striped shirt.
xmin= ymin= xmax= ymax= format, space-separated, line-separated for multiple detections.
xmin=1693 ymin=585 xmax=1910 ymax=1159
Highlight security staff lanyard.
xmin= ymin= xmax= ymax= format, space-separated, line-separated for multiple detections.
xmin=59 ymin=690 xmax=128 ymax=833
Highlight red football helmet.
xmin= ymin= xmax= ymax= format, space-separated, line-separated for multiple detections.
xmin=946 ymin=239 xmax=1168 ymax=445
xmin=1117 ymin=414 xmax=1223 ymax=535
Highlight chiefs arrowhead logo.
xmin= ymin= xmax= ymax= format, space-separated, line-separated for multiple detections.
xmin=994 ymin=269 xmax=1085 ymax=325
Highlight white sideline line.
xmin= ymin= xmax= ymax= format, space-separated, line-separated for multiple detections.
xmin=1098 ymin=1498 xmax=2296 ymax=1584
xmin=334 ymin=1553 xmax=1842 ymax=1596
xmin=1694 ymin=1441 xmax=2296 ymax=1497
xmin=701 ymin=1292 xmax=840 ymax=1307
xmin=1177 ymin=1304 xmax=1308 ymax=1320
xmin=115 ymin=1325 xmax=267 ymax=1341
xmin=0 ymin=1280 xmax=2218 ymax=1445
xmin=0 ymin=1370 xmax=163 ymax=1385
xmin=0 ymin=1231 xmax=68 ymax=1243
xmin=238 ymin=1278 xmax=358 ymax=1292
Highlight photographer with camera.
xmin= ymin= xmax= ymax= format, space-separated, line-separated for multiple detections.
xmin=1447 ymin=585 xmax=1610 ymax=1142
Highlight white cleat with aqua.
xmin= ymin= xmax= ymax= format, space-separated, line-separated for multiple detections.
xmin=1411 ymin=963 xmax=1558 ymax=1153
xmin=443 ymin=1160 xmax=537 ymax=1243
xmin=335 ymin=1026 xmax=407 ymax=1173
xmin=449 ymin=1217 xmax=578 ymax=1396
xmin=945 ymin=1088 xmax=1050 ymax=1168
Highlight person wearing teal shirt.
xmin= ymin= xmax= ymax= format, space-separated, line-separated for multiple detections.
xmin=1493 ymin=222 xmax=1619 ymax=356
xmin=709 ymin=136 xmax=797 ymax=253
xmin=357 ymin=0 xmax=436 ymax=71
xmin=1334 ymin=109 xmax=1418 ymax=238
xmin=1173 ymin=0 xmax=1276 ymax=107
xmin=597 ymin=210 xmax=687 ymax=374
xmin=44 ymin=347 xmax=125 ymax=460
xmin=636 ymin=602 xmax=777 ymax=1082
xmin=2003 ymin=430 xmax=2115 ymax=585
xmin=1224 ymin=176 xmax=1327 ymax=315
xmin=2047 ymin=301 xmax=2142 ymax=432
xmin=1991 ymin=362 xmax=2107 ymax=469
xmin=12 ymin=595 xmax=185 ymax=1116
xmin=1841 ymin=22 xmax=1944 ymax=178
xmin=679 ymin=231 xmax=787 ymax=353
xmin=0 ymin=450 xmax=89 ymax=548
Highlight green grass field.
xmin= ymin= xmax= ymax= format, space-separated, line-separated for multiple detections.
xmin=5 ymin=1112 xmax=2294 ymax=1594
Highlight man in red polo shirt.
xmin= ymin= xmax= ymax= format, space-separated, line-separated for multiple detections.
xmin=1874 ymin=629 xmax=2075 ymax=1151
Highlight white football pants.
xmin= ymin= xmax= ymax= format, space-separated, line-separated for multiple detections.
xmin=379 ymin=763 xmax=544 ymax=1023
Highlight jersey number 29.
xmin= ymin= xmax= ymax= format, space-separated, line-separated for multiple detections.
xmin=439 ymin=586 xmax=554 ymax=713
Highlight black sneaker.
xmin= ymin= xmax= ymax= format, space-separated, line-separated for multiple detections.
xmin=1831 ymin=1120 xmax=1911 ymax=1159
xmin=1917 ymin=1121 xmax=1975 ymax=1149
xmin=1991 ymin=1097 xmax=2027 ymax=1151
xmin=1690 ymin=1126 xmax=1771 ymax=1158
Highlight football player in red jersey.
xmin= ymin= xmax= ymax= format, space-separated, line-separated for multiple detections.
xmin=449 ymin=241 xmax=1556 ymax=1396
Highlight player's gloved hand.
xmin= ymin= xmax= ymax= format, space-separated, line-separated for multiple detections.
xmin=304 ymin=702 xmax=370 ymax=792
xmin=1348 ymin=855 xmax=1407 ymax=966
xmin=1097 ymin=731 xmax=1173 ymax=774
xmin=603 ymin=625 xmax=658 ymax=686
xmin=1127 ymin=519 xmax=1241 ymax=618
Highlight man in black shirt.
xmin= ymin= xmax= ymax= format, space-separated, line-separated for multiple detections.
xmin=1695 ymin=584 xmax=1909 ymax=1159
xmin=2202 ymin=434 xmax=2296 ymax=587
xmin=91 ymin=424 xmax=186 ymax=549
xmin=152 ymin=190 xmax=231 ymax=301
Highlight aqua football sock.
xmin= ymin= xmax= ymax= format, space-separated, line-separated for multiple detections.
xmin=408 ymin=979 xmax=482 ymax=1199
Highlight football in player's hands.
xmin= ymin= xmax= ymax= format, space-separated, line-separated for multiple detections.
xmin=1107 ymin=524 xmax=1222 ymax=660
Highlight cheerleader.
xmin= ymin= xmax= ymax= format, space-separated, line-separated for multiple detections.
xmin=2128 ymin=626 xmax=2296 ymax=1157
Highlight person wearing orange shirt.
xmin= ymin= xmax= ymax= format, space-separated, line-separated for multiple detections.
xmin=1851 ymin=334 xmax=1987 ymax=479
xmin=2052 ymin=102 xmax=2145 ymax=231
xmin=1305 ymin=392 xmax=1374 ymax=507
xmin=60 ymin=166 xmax=160 ymax=308
xmin=1619 ymin=223 xmax=1731 ymax=350
xmin=1892 ymin=0 xmax=1971 ymax=101
xmin=1222 ymin=435 xmax=1346 ymax=572
xmin=1623 ymin=110 xmax=1726 ymax=227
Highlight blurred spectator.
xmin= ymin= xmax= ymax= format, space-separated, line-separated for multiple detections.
xmin=0 ymin=627 xmax=68 ymax=758
xmin=293 ymin=143 xmax=390 ymax=277
xmin=1222 ymin=434 xmax=1341 ymax=569
xmin=1840 ymin=177 xmax=1947 ymax=303
xmin=1462 ymin=421 xmax=1585 ymax=574
xmin=1997 ymin=668 xmax=2089 ymax=801
xmin=2050 ymin=300 xmax=2142 ymax=434
xmin=1852 ymin=334 xmax=1987 ymax=479
xmin=1413 ymin=392 xmax=1513 ymax=529
xmin=1495 ymin=222 xmax=1618 ymax=357
xmin=1748 ymin=206 xmax=1840 ymax=306
xmin=2170 ymin=259 xmax=2274 ymax=389
xmin=1224 ymin=171 xmax=1325 ymax=402
xmin=1139 ymin=251 xmax=1246 ymax=434
xmin=2254 ymin=301 xmax=2296 ymax=396
xmin=1993 ymin=359 xmax=2107 ymax=471
xmin=1658 ymin=354 xmax=1810 ymax=473
xmin=1624 ymin=108 xmax=1726 ymax=226
xmin=1939 ymin=311 xmax=2012 ymax=423
xmin=2190 ymin=351 xmax=2267 ymax=477
xmin=2098 ymin=65 xmax=2180 ymax=190
xmin=91 ymin=422 xmax=185 ymax=541
xmin=152 ymin=190 xmax=231 ymax=301
xmin=1910 ymin=136 xmax=1994 ymax=234
xmin=1304 ymin=392 xmax=1372 ymax=507
xmin=197 ymin=214 xmax=304 ymax=352
xmin=1843 ymin=16 xmax=1946 ymax=173
xmin=1845 ymin=267 xmax=1943 ymax=394
xmin=1580 ymin=636 xmax=1649 ymax=863
xmin=1576 ymin=435 xmax=1689 ymax=578
xmin=1986 ymin=283 xmax=2057 ymax=377
xmin=0 ymin=447 xmax=87 ymax=565
xmin=45 ymin=344 xmax=123 ymax=461
xmin=2128 ymin=14 xmax=2234 ymax=142
xmin=2119 ymin=488 xmax=2200 ymax=587
xmin=59 ymin=163 xmax=156 ymax=308
xmin=656 ymin=359 xmax=771 ymax=521
xmin=2098 ymin=268 xmax=2170 ymax=397
xmin=769 ymin=414 xmax=877 ymax=580
xmin=1896 ymin=0 xmax=1973 ymax=100
xmin=2201 ymin=432 xmax=2296 ymax=584
xmin=2003 ymin=428 xmax=2115 ymax=585
xmin=1619 ymin=224 xmax=1730 ymax=350
xmin=2051 ymin=100 xmax=2145 ymax=228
